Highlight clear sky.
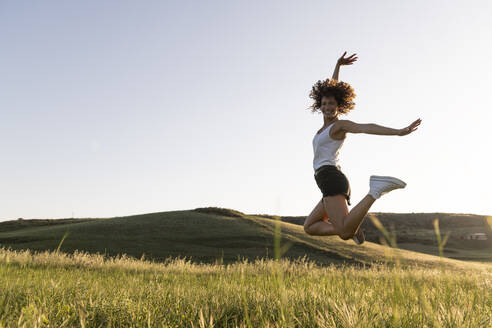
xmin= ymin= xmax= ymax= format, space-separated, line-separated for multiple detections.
xmin=1 ymin=0 xmax=491 ymax=221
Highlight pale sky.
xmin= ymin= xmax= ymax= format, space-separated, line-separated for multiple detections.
xmin=1 ymin=0 xmax=491 ymax=221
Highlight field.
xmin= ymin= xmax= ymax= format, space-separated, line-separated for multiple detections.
xmin=0 ymin=208 xmax=491 ymax=327
xmin=1 ymin=247 xmax=491 ymax=327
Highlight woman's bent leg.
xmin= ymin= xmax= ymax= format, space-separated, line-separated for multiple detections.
xmin=304 ymin=198 xmax=338 ymax=236
xmin=323 ymin=194 xmax=376 ymax=240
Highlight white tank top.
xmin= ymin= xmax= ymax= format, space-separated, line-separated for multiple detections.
xmin=312 ymin=122 xmax=345 ymax=171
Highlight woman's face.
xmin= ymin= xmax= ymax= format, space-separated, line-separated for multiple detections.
xmin=321 ymin=95 xmax=338 ymax=117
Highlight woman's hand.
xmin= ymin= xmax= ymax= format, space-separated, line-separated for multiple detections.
xmin=332 ymin=51 xmax=357 ymax=81
xmin=398 ymin=118 xmax=422 ymax=136
xmin=337 ymin=51 xmax=358 ymax=66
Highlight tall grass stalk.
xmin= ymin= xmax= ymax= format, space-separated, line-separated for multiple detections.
xmin=55 ymin=231 xmax=70 ymax=254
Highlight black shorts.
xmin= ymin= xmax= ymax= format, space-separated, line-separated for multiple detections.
xmin=314 ymin=165 xmax=352 ymax=206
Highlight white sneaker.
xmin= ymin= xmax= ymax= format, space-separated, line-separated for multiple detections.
xmin=369 ymin=175 xmax=407 ymax=200
xmin=353 ymin=229 xmax=365 ymax=245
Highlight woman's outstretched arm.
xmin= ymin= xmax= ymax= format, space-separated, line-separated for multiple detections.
xmin=331 ymin=51 xmax=358 ymax=81
xmin=338 ymin=119 xmax=422 ymax=136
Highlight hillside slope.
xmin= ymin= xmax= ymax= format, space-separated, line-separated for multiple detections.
xmin=0 ymin=207 xmax=489 ymax=270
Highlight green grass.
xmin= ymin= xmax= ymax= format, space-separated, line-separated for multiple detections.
xmin=0 ymin=246 xmax=491 ymax=327
xmin=1 ymin=208 xmax=492 ymax=326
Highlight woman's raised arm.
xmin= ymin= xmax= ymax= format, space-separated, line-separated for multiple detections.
xmin=331 ymin=51 xmax=358 ymax=81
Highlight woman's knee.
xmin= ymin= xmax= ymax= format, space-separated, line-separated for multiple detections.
xmin=303 ymin=224 xmax=314 ymax=235
xmin=339 ymin=231 xmax=354 ymax=240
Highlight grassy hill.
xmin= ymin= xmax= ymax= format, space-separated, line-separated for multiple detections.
xmin=2 ymin=207 xmax=492 ymax=326
xmin=0 ymin=207 xmax=490 ymax=269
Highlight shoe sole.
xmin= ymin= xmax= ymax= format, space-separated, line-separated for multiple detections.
xmin=370 ymin=175 xmax=407 ymax=188
xmin=352 ymin=236 xmax=364 ymax=245
xmin=353 ymin=231 xmax=365 ymax=245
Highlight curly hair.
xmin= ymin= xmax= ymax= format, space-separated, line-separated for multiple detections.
xmin=307 ymin=78 xmax=356 ymax=115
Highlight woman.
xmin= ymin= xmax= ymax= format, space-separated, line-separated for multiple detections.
xmin=303 ymin=51 xmax=422 ymax=245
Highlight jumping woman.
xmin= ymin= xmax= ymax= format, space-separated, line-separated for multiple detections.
xmin=303 ymin=51 xmax=422 ymax=245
